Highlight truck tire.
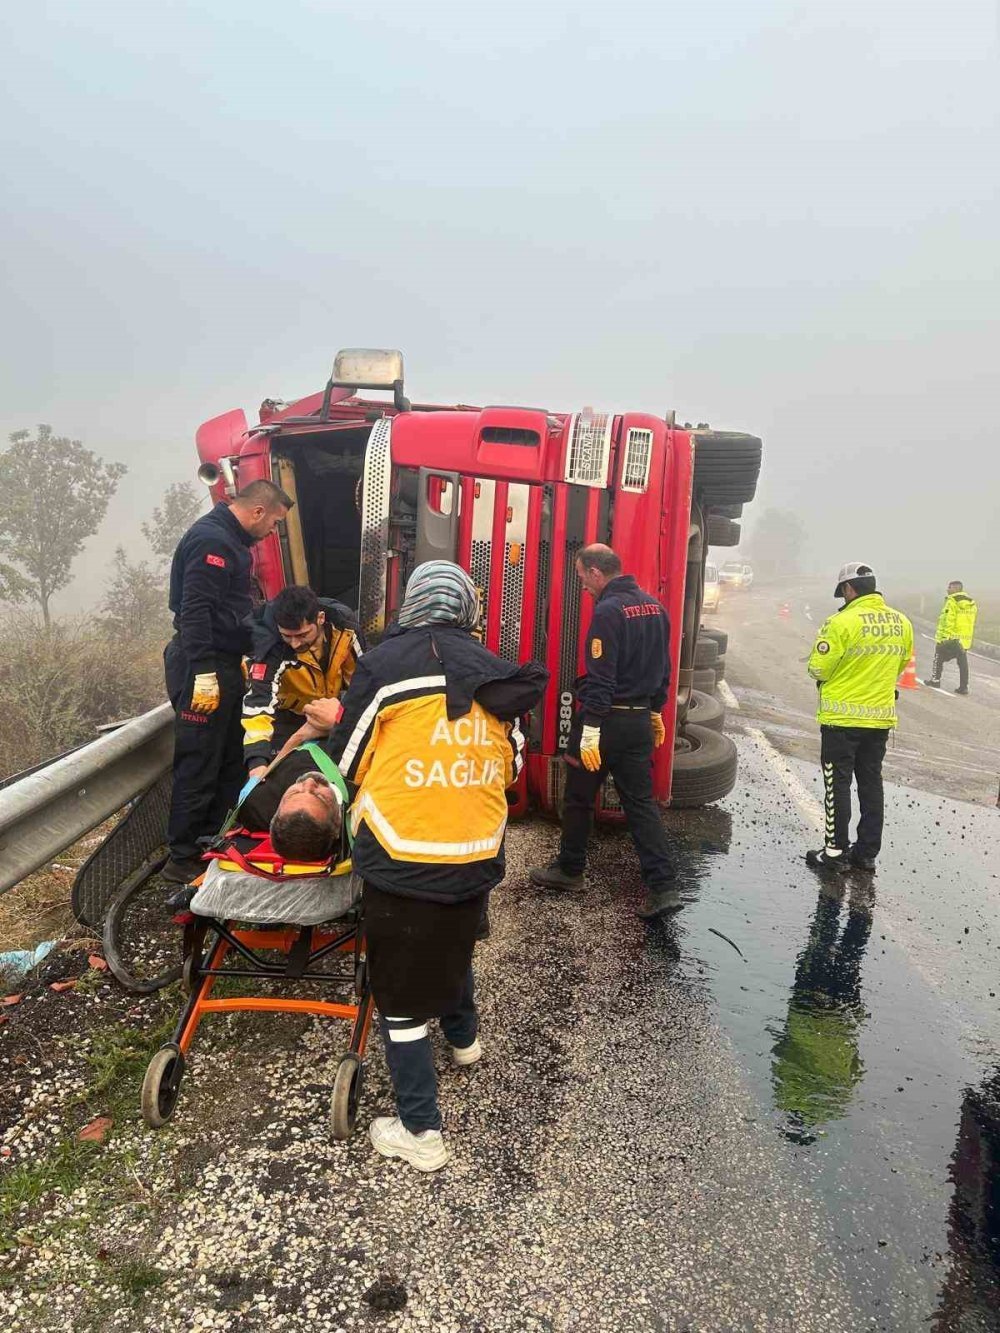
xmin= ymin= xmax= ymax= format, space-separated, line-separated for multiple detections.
xmin=692 ymin=431 xmax=762 ymax=506
xmin=693 ymin=638 xmax=719 ymax=668
xmin=693 ymin=667 xmax=717 ymax=693
xmin=710 ymin=504 xmax=743 ymax=519
xmin=714 ymin=655 xmax=726 ymax=683
xmin=699 ymin=627 xmax=728 ymax=655
xmin=670 ymin=724 xmax=738 ymax=807
xmin=706 ymin=516 xmax=740 ymax=547
xmin=687 ymin=688 xmax=725 ymax=732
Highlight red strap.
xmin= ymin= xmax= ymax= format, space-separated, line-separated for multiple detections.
xmin=208 ymin=838 xmax=333 ymax=882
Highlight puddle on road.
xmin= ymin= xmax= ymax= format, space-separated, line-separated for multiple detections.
xmin=658 ymin=752 xmax=1000 ymax=1331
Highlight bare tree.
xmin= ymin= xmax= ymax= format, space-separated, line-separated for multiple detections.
xmin=142 ymin=481 xmax=205 ymax=564
xmin=0 ymin=426 xmax=127 ymax=627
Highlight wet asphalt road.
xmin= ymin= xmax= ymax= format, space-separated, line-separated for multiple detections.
xmin=6 ymin=588 xmax=999 ymax=1331
xmin=12 ymin=729 xmax=996 ymax=1332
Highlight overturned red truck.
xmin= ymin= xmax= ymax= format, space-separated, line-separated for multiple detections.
xmin=194 ymin=350 xmax=761 ymax=817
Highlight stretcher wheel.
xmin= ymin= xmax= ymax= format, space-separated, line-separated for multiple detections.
xmin=354 ymin=954 xmax=368 ymax=999
xmin=329 ymin=1053 xmax=364 ymax=1140
xmin=181 ymin=954 xmax=198 ymax=995
xmin=141 ymin=1044 xmax=186 ymax=1129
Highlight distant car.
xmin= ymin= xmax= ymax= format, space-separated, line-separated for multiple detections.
xmin=703 ymin=562 xmax=721 ymax=611
xmin=720 ymin=560 xmax=754 ymax=590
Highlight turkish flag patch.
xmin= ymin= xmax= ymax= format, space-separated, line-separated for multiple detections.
xmin=250 ymin=663 xmax=268 ymax=680
xmin=205 ymin=553 xmax=226 ymax=568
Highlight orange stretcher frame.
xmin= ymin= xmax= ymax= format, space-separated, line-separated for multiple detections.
xmin=140 ymin=860 xmax=373 ymax=1139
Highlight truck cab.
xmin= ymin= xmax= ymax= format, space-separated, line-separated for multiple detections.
xmin=195 ymin=349 xmax=761 ymax=815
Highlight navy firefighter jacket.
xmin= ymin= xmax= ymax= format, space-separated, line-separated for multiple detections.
xmin=168 ymin=501 xmax=256 ymax=671
xmin=577 ymin=575 xmax=671 ymax=724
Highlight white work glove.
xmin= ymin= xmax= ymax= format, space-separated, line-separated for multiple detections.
xmin=579 ymin=724 xmax=602 ymax=772
xmin=190 ymin=672 xmax=220 ymax=714
xmin=650 ymin=711 xmax=666 ymax=748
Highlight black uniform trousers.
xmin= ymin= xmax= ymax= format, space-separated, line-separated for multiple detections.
xmin=931 ymin=639 xmax=969 ymax=691
xmin=164 ymin=638 xmax=246 ymax=861
xmin=820 ymin=725 xmax=889 ymax=860
xmin=558 ymin=708 xmax=675 ymax=890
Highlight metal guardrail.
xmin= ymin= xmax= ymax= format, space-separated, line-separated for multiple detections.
xmin=0 ymin=704 xmax=174 ymax=896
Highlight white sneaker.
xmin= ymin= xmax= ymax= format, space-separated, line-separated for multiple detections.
xmin=449 ymin=1036 xmax=482 ymax=1067
xmin=369 ymin=1116 xmax=450 ymax=1172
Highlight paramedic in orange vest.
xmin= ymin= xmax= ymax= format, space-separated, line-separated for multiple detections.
xmin=325 ymin=561 xmax=548 ymax=1172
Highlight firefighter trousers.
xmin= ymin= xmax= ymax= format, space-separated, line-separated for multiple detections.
xmin=931 ymin=638 xmax=969 ymax=690
xmin=820 ymin=725 xmax=889 ymax=860
xmin=558 ymin=709 xmax=676 ymax=890
xmin=164 ymin=639 xmax=245 ymax=861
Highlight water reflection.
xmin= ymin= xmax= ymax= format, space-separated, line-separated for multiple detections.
xmin=933 ymin=1068 xmax=1000 ymax=1331
xmin=770 ymin=880 xmax=873 ymax=1145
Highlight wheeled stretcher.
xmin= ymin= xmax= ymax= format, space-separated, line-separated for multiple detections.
xmin=141 ymin=755 xmax=372 ymax=1139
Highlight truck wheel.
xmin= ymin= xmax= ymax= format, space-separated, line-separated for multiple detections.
xmin=693 ymin=667 xmax=717 ymax=693
xmin=699 ymin=627 xmax=729 ymax=655
xmin=670 ymin=724 xmax=738 ymax=807
xmin=714 ymin=655 xmax=726 ymax=683
xmin=693 ymin=638 xmax=719 ymax=668
xmin=706 ymin=516 xmax=741 ymax=547
xmin=687 ymin=689 xmax=725 ymax=732
xmin=692 ymin=431 xmax=762 ymax=506
xmin=709 ymin=504 xmax=743 ymax=519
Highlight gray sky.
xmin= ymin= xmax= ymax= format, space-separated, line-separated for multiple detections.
xmin=2 ymin=0 xmax=998 ymax=610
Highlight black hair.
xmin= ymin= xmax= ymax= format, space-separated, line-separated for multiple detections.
xmin=236 ymin=479 xmax=294 ymax=511
xmin=273 ymin=585 xmax=321 ymax=630
xmin=270 ymin=805 xmax=339 ymax=862
xmin=847 ymin=575 xmax=877 ymax=596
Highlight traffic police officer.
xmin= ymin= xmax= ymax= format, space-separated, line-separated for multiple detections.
xmin=163 ymin=479 xmax=292 ymax=882
xmin=529 ymin=543 xmax=679 ymax=918
xmin=925 ymin=580 xmax=978 ymax=695
xmin=806 ymin=561 xmax=913 ymax=874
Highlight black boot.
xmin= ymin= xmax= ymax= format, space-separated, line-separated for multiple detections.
xmin=805 ymin=848 xmax=850 ymax=874
xmin=161 ymin=855 xmax=206 ymax=885
xmin=528 ymin=860 xmax=584 ymax=891
xmin=636 ymin=886 xmax=686 ymax=919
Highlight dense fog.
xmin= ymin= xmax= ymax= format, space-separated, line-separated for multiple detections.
xmin=2 ymin=1 xmax=997 ymax=610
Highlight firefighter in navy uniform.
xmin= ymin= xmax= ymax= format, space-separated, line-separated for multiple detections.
xmin=529 ymin=544 xmax=679 ymax=918
xmin=805 ymin=561 xmax=914 ymax=874
xmin=162 ymin=480 xmax=292 ymax=883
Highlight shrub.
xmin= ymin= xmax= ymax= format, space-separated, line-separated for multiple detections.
xmin=0 ymin=612 xmax=166 ymax=780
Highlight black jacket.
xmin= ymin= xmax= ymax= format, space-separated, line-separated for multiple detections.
xmin=577 ymin=575 xmax=670 ymax=724
xmin=327 ymin=623 xmax=549 ymax=903
xmin=169 ymin=502 xmax=256 ymax=670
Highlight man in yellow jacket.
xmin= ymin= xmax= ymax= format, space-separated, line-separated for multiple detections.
xmin=925 ymin=580 xmax=978 ymax=696
xmin=805 ymin=562 xmax=913 ymax=873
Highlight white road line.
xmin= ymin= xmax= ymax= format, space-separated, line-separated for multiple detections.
xmin=744 ymin=726 xmax=823 ymax=834
xmin=717 ymin=679 xmax=740 ymax=710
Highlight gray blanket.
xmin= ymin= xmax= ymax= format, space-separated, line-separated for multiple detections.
xmin=190 ymin=857 xmax=360 ymax=926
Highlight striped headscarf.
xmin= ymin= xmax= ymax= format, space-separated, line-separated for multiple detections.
xmin=398 ymin=560 xmax=481 ymax=631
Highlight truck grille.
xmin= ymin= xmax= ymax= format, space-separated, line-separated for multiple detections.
xmin=621 ymin=427 xmax=653 ymax=492
xmin=564 ymin=412 xmax=612 ymax=487
xmin=358 ymin=417 xmax=393 ymax=640
xmin=498 ymin=483 xmax=529 ymax=661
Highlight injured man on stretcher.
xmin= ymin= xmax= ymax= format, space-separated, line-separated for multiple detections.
xmin=182 ymin=704 xmax=355 ymax=923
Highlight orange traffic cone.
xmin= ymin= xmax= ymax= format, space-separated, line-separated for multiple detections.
xmin=779 ymin=602 xmax=791 ymax=620
xmin=898 ymin=651 xmax=918 ymax=690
